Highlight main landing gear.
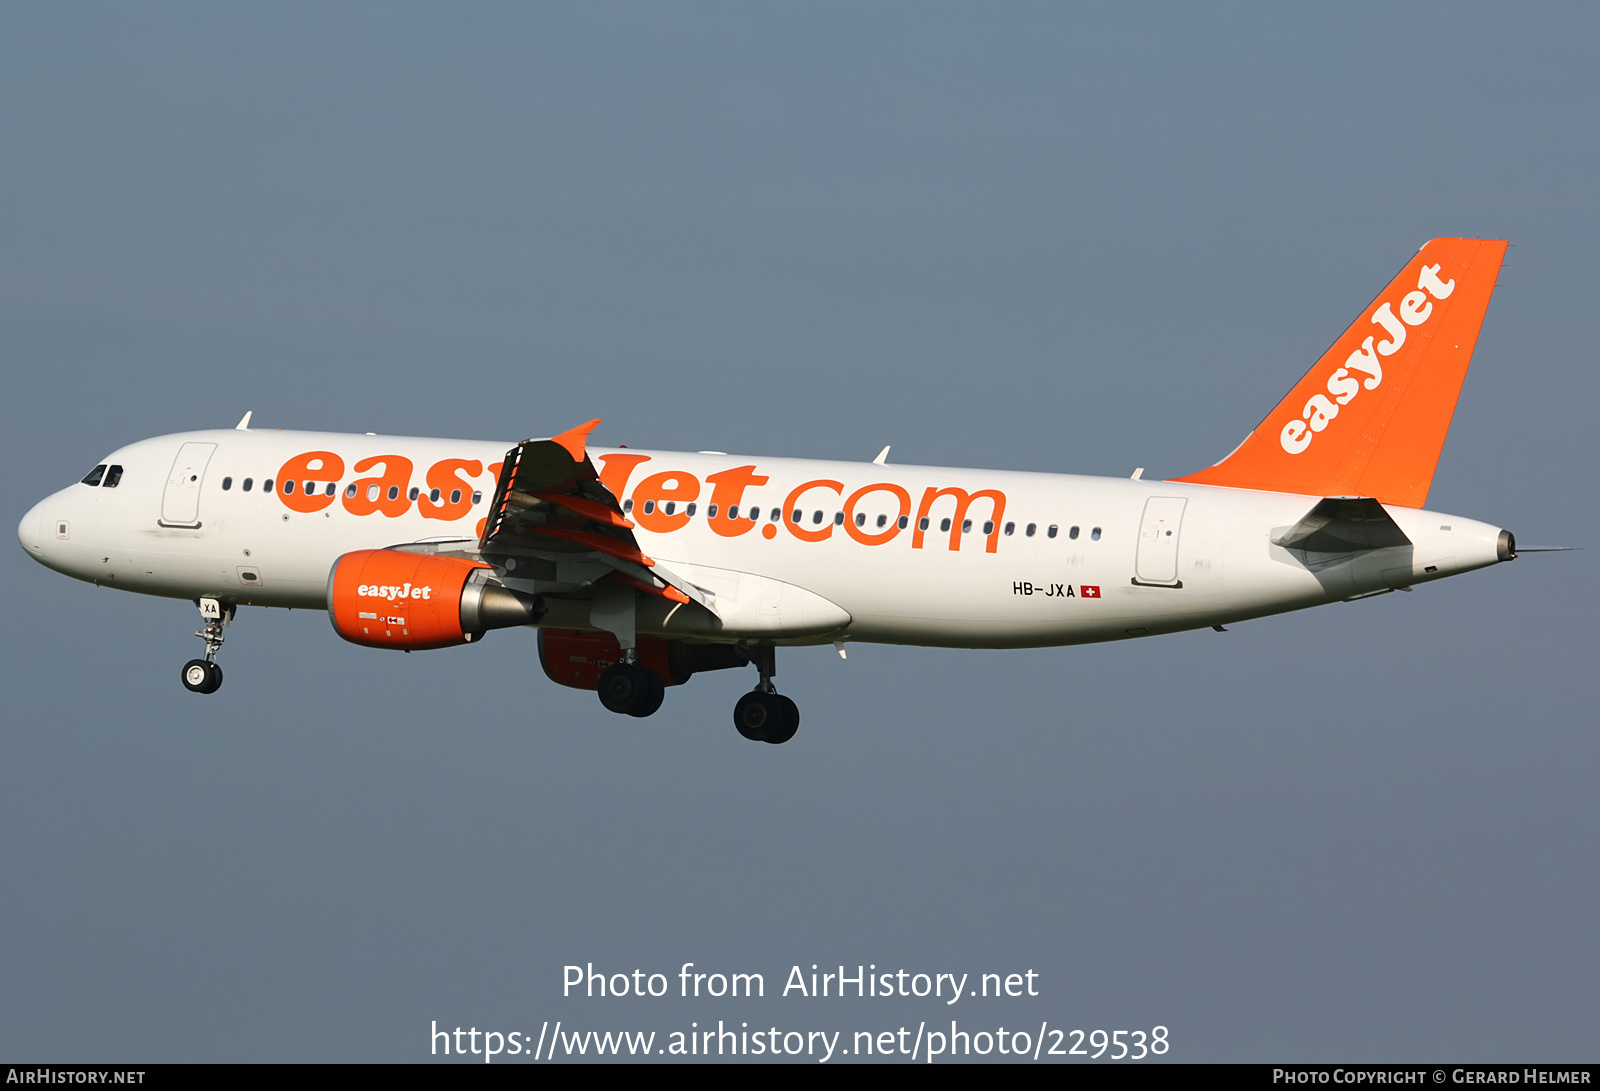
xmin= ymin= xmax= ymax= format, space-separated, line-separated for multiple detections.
xmin=597 ymin=659 xmax=665 ymax=718
xmin=733 ymin=644 xmax=799 ymax=745
xmin=592 ymin=641 xmax=801 ymax=744
xmin=181 ymin=597 xmax=232 ymax=695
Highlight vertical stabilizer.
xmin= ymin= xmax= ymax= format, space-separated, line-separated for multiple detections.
xmin=1173 ymin=238 xmax=1507 ymax=507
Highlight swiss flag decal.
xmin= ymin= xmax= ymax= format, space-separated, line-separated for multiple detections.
xmin=1080 ymin=585 xmax=1100 ymax=598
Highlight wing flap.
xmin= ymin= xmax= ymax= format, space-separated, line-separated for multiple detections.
xmin=479 ymin=423 xmax=720 ymax=618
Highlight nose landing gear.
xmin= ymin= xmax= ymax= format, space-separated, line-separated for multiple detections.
xmin=733 ymin=644 xmax=799 ymax=744
xmin=181 ymin=658 xmax=222 ymax=694
xmin=182 ymin=597 xmax=232 ymax=694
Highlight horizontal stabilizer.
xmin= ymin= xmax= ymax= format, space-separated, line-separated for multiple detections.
xmin=1272 ymin=497 xmax=1411 ymax=553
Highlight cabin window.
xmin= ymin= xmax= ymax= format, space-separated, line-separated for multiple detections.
xmin=1069 ymin=525 xmax=1080 ymax=540
xmin=876 ymin=514 xmax=888 ymax=528
xmin=663 ymin=501 xmax=676 ymax=516
xmin=812 ymin=510 xmax=823 ymax=525
xmin=685 ymin=503 xmax=696 ymax=517
xmin=643 ymin=500 xmax=656 ymax=514
xmin=221 ymin=477 xmax=233 ymax=491
xmin=834 ymin=512 xmax=845 ymax=526
xmin=1003 ymin=521 xmax=1014 ymax=535
xmin=242 ymin=478 xmax=254 ymax=493
xmin=325 ymin=483 xmax=336 ymax=497
xmin=919 ymin=517 xmax=929 ymax=531
xmin=623 ymin=498 xmax=633 ymax=512
xmin=80 ymin=465 xmax=106 ymax=486
xmin=982 ymin=521 xmax=994 ymax=535
xmin=345 ymin=483 xmax=358 ymax=498
xmin=1091 ymin=526 xmax=1102 ymax=540
xmin=408 ymin=486 xmax=419 ymax=501
xmin=791 ymin=509 xmax=802 ymax=523
xmin=770 ymin=508 xmax=781 ymax=522
xmin=708 ymin=504 xmax=719 ymax=519
xmin=387 ymin=485 xmax=399 ymax=501
xmin=1048 ymin=525 xmax=1058 ymax=538
xmin=104 ymin=465 xmax=122 ymax=488
xmin=962 ymin=519 xmax=972 ymax=533
xmin=855 ymin=512 xmax=866 ymax=527
xmin=730 ymin=505 xmax=742 ymax=520
xmin=429 ymin=488 xmax=441 ymax=503
xmin=471 ymin=491 xmax=482 ymax=504
xmin=261 ymin=478 xmax=273 ymax=493
xmin=748 ymin=508 xmax=759 ymax=521
xmin=940 ymin=518 xmax=951 ymax=532
xmin=305 ymin=481 xmax=317 ymax=495
xmin=1026 ymin=523 xmax=1036 ymax=537
xmin=898 ymin=515 xmax=909 ymax=530
xmin=283 ymin=480 xmax=296 ymax=495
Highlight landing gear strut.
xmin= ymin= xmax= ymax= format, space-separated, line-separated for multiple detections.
xmin=181 ymin=597 xmax=232 ymax=695
xmin=733 ymin=644 xmax=799 ymax=744
xmin=590 ymin=583 xmax=665 ymax=718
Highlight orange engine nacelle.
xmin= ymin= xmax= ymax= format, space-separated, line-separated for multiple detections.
xmin=328 ymin=549 xmax=540 ymax=651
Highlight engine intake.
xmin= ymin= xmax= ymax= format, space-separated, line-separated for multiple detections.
xmin=328 ymin=549 xmax=542 ymax=650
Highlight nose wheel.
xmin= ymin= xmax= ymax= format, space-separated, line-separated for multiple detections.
xmin=183 ymin=597 xmax=233 ymax=695
xmin=733 ymin=643 xmax=800 ymax=744
xmin=181 ymin=659 xmax=223 ymax=694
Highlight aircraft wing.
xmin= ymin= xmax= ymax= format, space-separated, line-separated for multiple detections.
xmin=478 ymin=420 xmax=715 ymax=612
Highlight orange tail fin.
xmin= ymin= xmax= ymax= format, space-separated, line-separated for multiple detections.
xmin=1173 ymin=237 xmax=1507 ymax=507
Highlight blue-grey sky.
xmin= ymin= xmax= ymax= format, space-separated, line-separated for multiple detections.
xmin=2 ymin=3 xmax=1595 ymax=1062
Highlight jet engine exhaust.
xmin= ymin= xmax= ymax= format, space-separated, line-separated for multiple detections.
xmin=460 ymin=571 xmax=544 ymax=633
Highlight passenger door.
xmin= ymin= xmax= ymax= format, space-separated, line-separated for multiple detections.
xmin=160 ymin=442 xmax=217 ymax=527
xmin=1133 ymin=496 xmax=1187 ymax=586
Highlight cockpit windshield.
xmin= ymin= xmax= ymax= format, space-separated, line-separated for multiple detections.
xmin=80 ymin=465 xmax=106 ymax=487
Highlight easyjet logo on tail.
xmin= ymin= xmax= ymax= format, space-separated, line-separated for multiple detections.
xmin=1172 ymin=237 xmax=1506 ymax=508
xmin=1279 ymin=263 xmax=1456 ymax=455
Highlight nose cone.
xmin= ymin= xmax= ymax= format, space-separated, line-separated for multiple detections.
xmin=16 ymin=492 xmax=54 ymax=559
xmin=18 ymin=500 xmax=44 ymax=557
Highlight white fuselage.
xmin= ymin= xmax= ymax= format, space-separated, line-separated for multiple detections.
xmin=17 ymin=428 xmax=1507 ymax=648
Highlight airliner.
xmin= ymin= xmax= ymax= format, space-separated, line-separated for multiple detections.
xmin=18 ymin=238 xmax=1535 ymax=743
